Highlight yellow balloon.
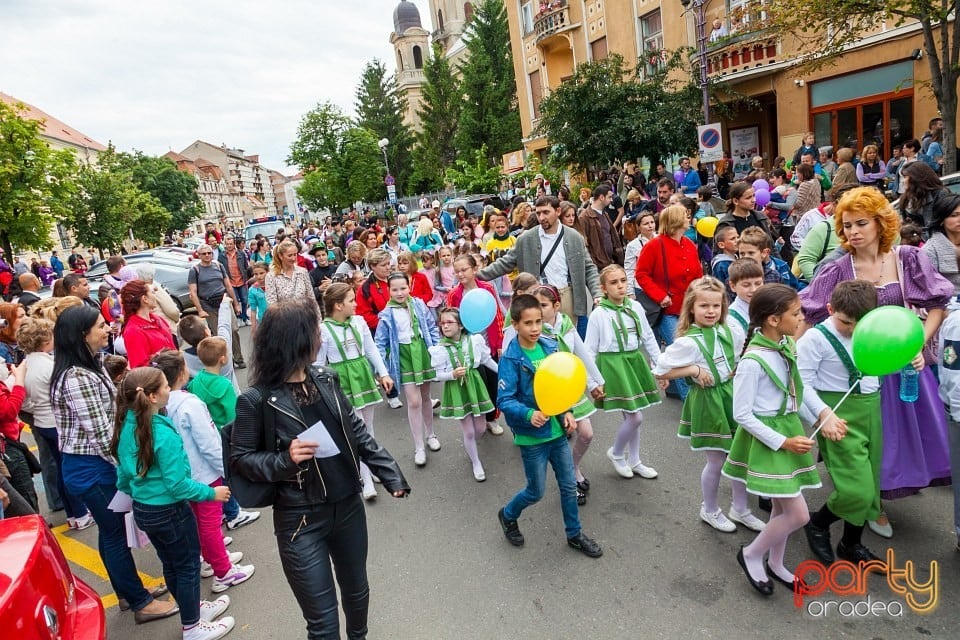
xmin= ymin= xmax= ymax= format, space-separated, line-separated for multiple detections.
xmin=534 ymin=353 xmax=588 ymax=416
xmin=696 ymin=216 xmax=719 ymax=238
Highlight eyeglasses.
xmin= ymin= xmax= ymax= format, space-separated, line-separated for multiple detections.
xmin=199 ymin=251 xmax=213 ymax=256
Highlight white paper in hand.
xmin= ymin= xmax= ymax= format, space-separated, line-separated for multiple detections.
xmin=108 ymin=490 xmax=134 ymax=512
xmin=299 ymin=420 xmax=341 ymax=459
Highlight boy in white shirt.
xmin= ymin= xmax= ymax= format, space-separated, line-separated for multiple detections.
xmin=726 ymin=259 xmax=764 ymax=342
xmin=797 ymin=280 xmax=882 ymax=564
xmin=938 ymin=296 xmax=960 ymax=552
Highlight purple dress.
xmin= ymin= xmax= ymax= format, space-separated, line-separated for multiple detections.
xmin=801 ymin=246 xmax=953 ymax=498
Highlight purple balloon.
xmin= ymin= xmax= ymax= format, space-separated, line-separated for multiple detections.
xmin=752 ymin=179 xmax=770 ymax=192
xmin=754 ymin=188 xmax=771 ymax=208
xmin=674 ymin=170 xmax=684 ymax=184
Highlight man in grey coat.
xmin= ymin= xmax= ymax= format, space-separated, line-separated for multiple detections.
xmin=477 ymin=195 xmax=601 ymax=319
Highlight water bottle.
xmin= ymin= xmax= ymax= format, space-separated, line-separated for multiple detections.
xmin=899 ymin=365 xmax=919 ymax=402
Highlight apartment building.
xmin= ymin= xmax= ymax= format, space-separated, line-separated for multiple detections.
xmin=164 ymin=151 xmax=246 ymax=232
xmin=505 ymin=0 xmax=949 ymax=167
xmin=178 ymin=140 xmax=279 ymax=223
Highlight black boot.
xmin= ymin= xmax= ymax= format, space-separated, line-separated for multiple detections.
xmin=804 ymin=522 xmax=835 ymax=564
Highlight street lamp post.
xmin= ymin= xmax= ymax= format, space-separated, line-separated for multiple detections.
xmin=378 ymin=137 xmax=391 ymax=176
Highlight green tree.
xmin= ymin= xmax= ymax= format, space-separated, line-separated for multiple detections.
xmin=537 ymin=52 xmax=729 ymax=172
xmin=294 ymin=127 xmax=385 ymax=212
xmin=65 ymin=146 xmax=171 ymax=254
xmin=355 ymin=59 xmax=414 ymax=196
xmin=0 ymin=100 xmax=78 ymax=256
xmin=445 ymin=145 xmax=502 ymax=193
xmin=119 ymin=151 xmax=202 ymax=234
xmin=764 ymin=0 xmax=959 ymax=172
xmin=411 ymin=42 xmax=461 ymax=191
xmin=287 ymin=101 xmax=352 ymax=170
xmin=455 ymin=0 xmax=522 ymax=163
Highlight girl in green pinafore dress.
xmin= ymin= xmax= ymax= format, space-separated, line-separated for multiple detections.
xmin=653 ymin=277 xmax=766 ymax=534
xmin=535 ymin=284 xmax=605 ymax=506
xmin=585 ymin=265 xmax=664 ymax=481
xmin=428 ymin=308 xmax=499 ymax=482
xmin=317 ymin=283 xmax=395 ymax=499
xmin=720 ymin=284 xmax=825 ymax=596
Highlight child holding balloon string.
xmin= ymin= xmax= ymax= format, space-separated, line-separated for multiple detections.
xmin=429 ymin=307 xmax=499 ymax=482
xmin=375 ymin=272 xmax=441 ymax=467
xmin=721 ymin=284 xmax=835 ymax=596
xmin=585 ymin=264 xmax=665 ymax=480
xmin=652 ymin=277 xmax=764 ymax=534
xmin=535 ymin=284 xmax=605 ymax=505
xmin=317 ymin=283 xmax=395 ymax=499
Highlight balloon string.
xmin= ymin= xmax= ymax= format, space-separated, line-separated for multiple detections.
xmin=809 ymin=380 xmax=859 ymax=439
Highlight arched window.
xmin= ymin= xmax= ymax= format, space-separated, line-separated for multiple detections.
xmin=437 ymin=9 xmax=444 ymax=31
xmin=464 ymin=2 xmax=473 ymax=21
xmin=413 ymin=45 xmax=423 ymax=69
xmin=398 ymin=50 xmax=404 ymax=69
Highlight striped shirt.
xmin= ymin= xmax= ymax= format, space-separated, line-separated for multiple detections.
xmin=53 ymin=366 xmax=117 ymax=462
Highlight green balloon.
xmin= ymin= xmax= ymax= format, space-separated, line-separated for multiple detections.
xmin=852 ymin=306 xmax=925 ymax=376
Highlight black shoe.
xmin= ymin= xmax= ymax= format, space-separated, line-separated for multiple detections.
xmin=576 ymin=488 xmax=587 ymax=506
xmin=567 ymin=532 xmax=603 ymax=558
xmin=497 ymin=508 xmax=524 ymax=546
xmin=765 ymin=562 xmax=809 ymax=591
xmin=758 ymin=496 xmax=772 ymax=513
xmin=836 ymin=541 xmax=882 ymax=565
xmin=736 ymin=546 xmax=773 ymax=596
xmin=235 ymin=361 xmax=246 ymax=369
xmin=804 ymin=522 xmax=835 ymax=564
xmin=576 ymin=478 xmax=590 ymax=493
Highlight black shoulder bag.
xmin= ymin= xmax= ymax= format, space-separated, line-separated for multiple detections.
xmin=223 ymin=386 xmax=278 ymax=508
xmin=635 ymin=239 xmax=669 ymax=328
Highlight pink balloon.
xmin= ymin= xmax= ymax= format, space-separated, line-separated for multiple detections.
xmin=754 ymin=188 xmax=771 ymax=208
xmin=752 ymin=179 xmax=770 ymax=192
xmin=673 ymin=170 xmax=684 ymax=184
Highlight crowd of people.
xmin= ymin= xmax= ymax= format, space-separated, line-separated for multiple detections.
xmin=0 ymin=145 xmax=958 ymax=638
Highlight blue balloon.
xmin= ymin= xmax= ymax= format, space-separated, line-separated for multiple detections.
xmin=752 ymin=178 xmax=770 ymax=192
xmin=460 ymin=288 xmax=497 ymax=334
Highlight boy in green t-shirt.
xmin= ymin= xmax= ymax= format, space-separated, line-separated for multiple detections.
xmin=496 ymin=294 xmax=602 ymax=558
xmin=187 ymin=336 xmax=236 ymax=429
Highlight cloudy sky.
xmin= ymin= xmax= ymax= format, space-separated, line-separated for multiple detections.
xmin=2 ymin=0 xmax=432 ymax=173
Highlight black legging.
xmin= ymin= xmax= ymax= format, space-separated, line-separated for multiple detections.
xmin=275 ymin=494 xmax=369 ymax=640
xmin=480 ymin=356 xmax=499 ymax=421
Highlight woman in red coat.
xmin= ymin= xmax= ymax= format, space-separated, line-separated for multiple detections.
xmin=355 ymin=249 xmax=394 ymax=330
xmin=119 ymin=279 xmax=176 ymax=368
xmin=634 ymin=204 xmax=703 ymax=400
xmin=399 ymin=251 xmax=433 ymax=306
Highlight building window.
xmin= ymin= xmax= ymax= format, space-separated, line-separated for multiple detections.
xmin=413 ymin=45 xmax=423 ymax=69
xmin=529 ymin=70 xmax=543 ymax=120
xmin=438 ymin=9 xmax=444 ymax=32
xmin=521 ymin=2 xmax=534 ymax=35
xmin=464 ymin=2 xmax=473 ymax=21
xmin=591 ymin=37 xmax=607 ymax=60
xmin=398 ymin=50 xmax=404 ymax=70
xmin=639 ymin=10 xmax=663 ymax=77
xmin=56 ymin=223 xmax=71 ymax=250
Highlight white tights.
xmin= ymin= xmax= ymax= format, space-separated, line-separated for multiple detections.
xmin=742 ymin=495 xmax=810 ymax=583
xmin=358 ymin=406 xmax=376 ymax=487
xmin=403 ymin=383 xmax=435 ymax=452
xmin=571 ymin=419 xmax=594 ymax=482
xmin=611 ymin=411 xmax=644 ymax=466
xmin=459 ymin=414 xmax=486 ymax=471
xmin=700 ymin=451 xmax=749 ymax=515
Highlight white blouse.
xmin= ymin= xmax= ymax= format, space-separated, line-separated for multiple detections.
xmin=796 ymin=317 xmax=880 ymax=418
xmin=652 ymin=325 xmax=744 ymax=383
xmin=315 ymin=316 xmax=389 ymax=378
xmin=584 ymin=301 xmax=661 ymax=368
xmin=428 ymin=334 xmax=498 ymax=382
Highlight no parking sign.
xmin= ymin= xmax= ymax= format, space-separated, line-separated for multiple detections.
xmin=698 ymin=123 xmax=724 ymax=162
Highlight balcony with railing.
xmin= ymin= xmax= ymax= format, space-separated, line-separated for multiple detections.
xmin=533 ymin=1 xmax=572 ymax=45
xmin=705 ymin=0 xmax=780 ymax=79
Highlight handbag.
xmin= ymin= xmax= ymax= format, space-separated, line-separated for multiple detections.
xmin=223 ymin=386 xmax=277 ymax=508
xmin=635 ymin=239 xmax=669 ymax=328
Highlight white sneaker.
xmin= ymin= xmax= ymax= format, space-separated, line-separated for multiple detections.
xmin=199 ymin=595 xmax=230 ymax=622
xmin=473 ymin=464 xmax=486 ymax=482
xmin=183 ymin=616 xmax=235 ymax=640
xmin=728 ymin=508 xmax=766 ymax=532
xmin=362 ymin=483 xmax=377 ymax=500
xmin=414 ymin=449 xmax=427 ymax=466
xmin=426 ymin=435 xmax=441 ymax=451
xmin=69 ymin=513 xmax=96 ymax=530
xmin=486 ymin=421 xmax=504 ymax=435
xmin=225 ymin=510 xmax=261 ymax=530
xmin=388 ymin=397 xmax=403 ymax=409
xmin=431 ymin=398 xmax=441 ymax=410
xmin=606 ymin=447 xmax=634 ymax=478
xmin=631 ymin=462 xmax=658 ymax=479
xmin=700 ymin=504 xmax=737 ymax=533
xmin=211 ymin=564 xmax=255 ymax=593
xmin=868 ymin=512 xmax=893 ymax=538
xmin=222 ymin=536 xmax=233 ymax=547
xmin=202 ymin=552 xmax=244 ymax=578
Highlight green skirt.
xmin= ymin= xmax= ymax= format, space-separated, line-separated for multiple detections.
xmin=679 ymin=379 xmax=735 ymax=452
xmin=399 ymin=339 xmax=436 ymax=386
xmin=594 ymin=350 xmax=660 ymax=413
xmin=327 ymin=357 xmax=382 ymax=409
xmin=722 ymin=413 xmax=821 ymax=497
xmin=817 ymin=390 xmax=882 ymax=525
xmin=439 ymin=369 xmax=494 ymax=419
xmin=571 ymin=392 xmax=597 ymax=421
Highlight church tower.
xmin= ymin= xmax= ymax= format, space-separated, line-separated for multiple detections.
xmin=428 ymin=1 xmax=473 ymax=71
xmin=390 ymin=1 xmax=430 ymax=131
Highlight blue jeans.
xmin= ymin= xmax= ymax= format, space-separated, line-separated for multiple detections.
xmin=75 ymin=483 xmax=152 ymax=612
xmin=658 ymin=314 xmax=689 ymax=400
xmin=576 ymin=314 xmax=588 ymax=339
xmin=31 ymin=426 xmax=63 ymax=511
xmin=223 ymin=493 xmax=240 ymax=522
xmin=134 ymin=501 xmax=202 ymax=626
xmin=35 ymin=427 xmax=86 ymax=518
xmin=503 ymin=436 xmax=581 ymax=538
xmin=232 ymin=284 xmax=249 ymax=322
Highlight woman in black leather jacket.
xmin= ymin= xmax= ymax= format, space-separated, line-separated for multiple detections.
xmin=231 ymin=298 xmax=409 ymax=640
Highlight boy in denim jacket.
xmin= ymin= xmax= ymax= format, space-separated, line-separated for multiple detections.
xmin=495 ymin=295 xmax=602 ymax=558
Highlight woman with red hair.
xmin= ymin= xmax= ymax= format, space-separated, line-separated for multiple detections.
xmin=119 ymin=280 xmax=175 ymax=368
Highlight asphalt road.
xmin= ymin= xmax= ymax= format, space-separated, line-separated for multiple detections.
xmin=34 ymin=326 xmax=960 ymax=639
